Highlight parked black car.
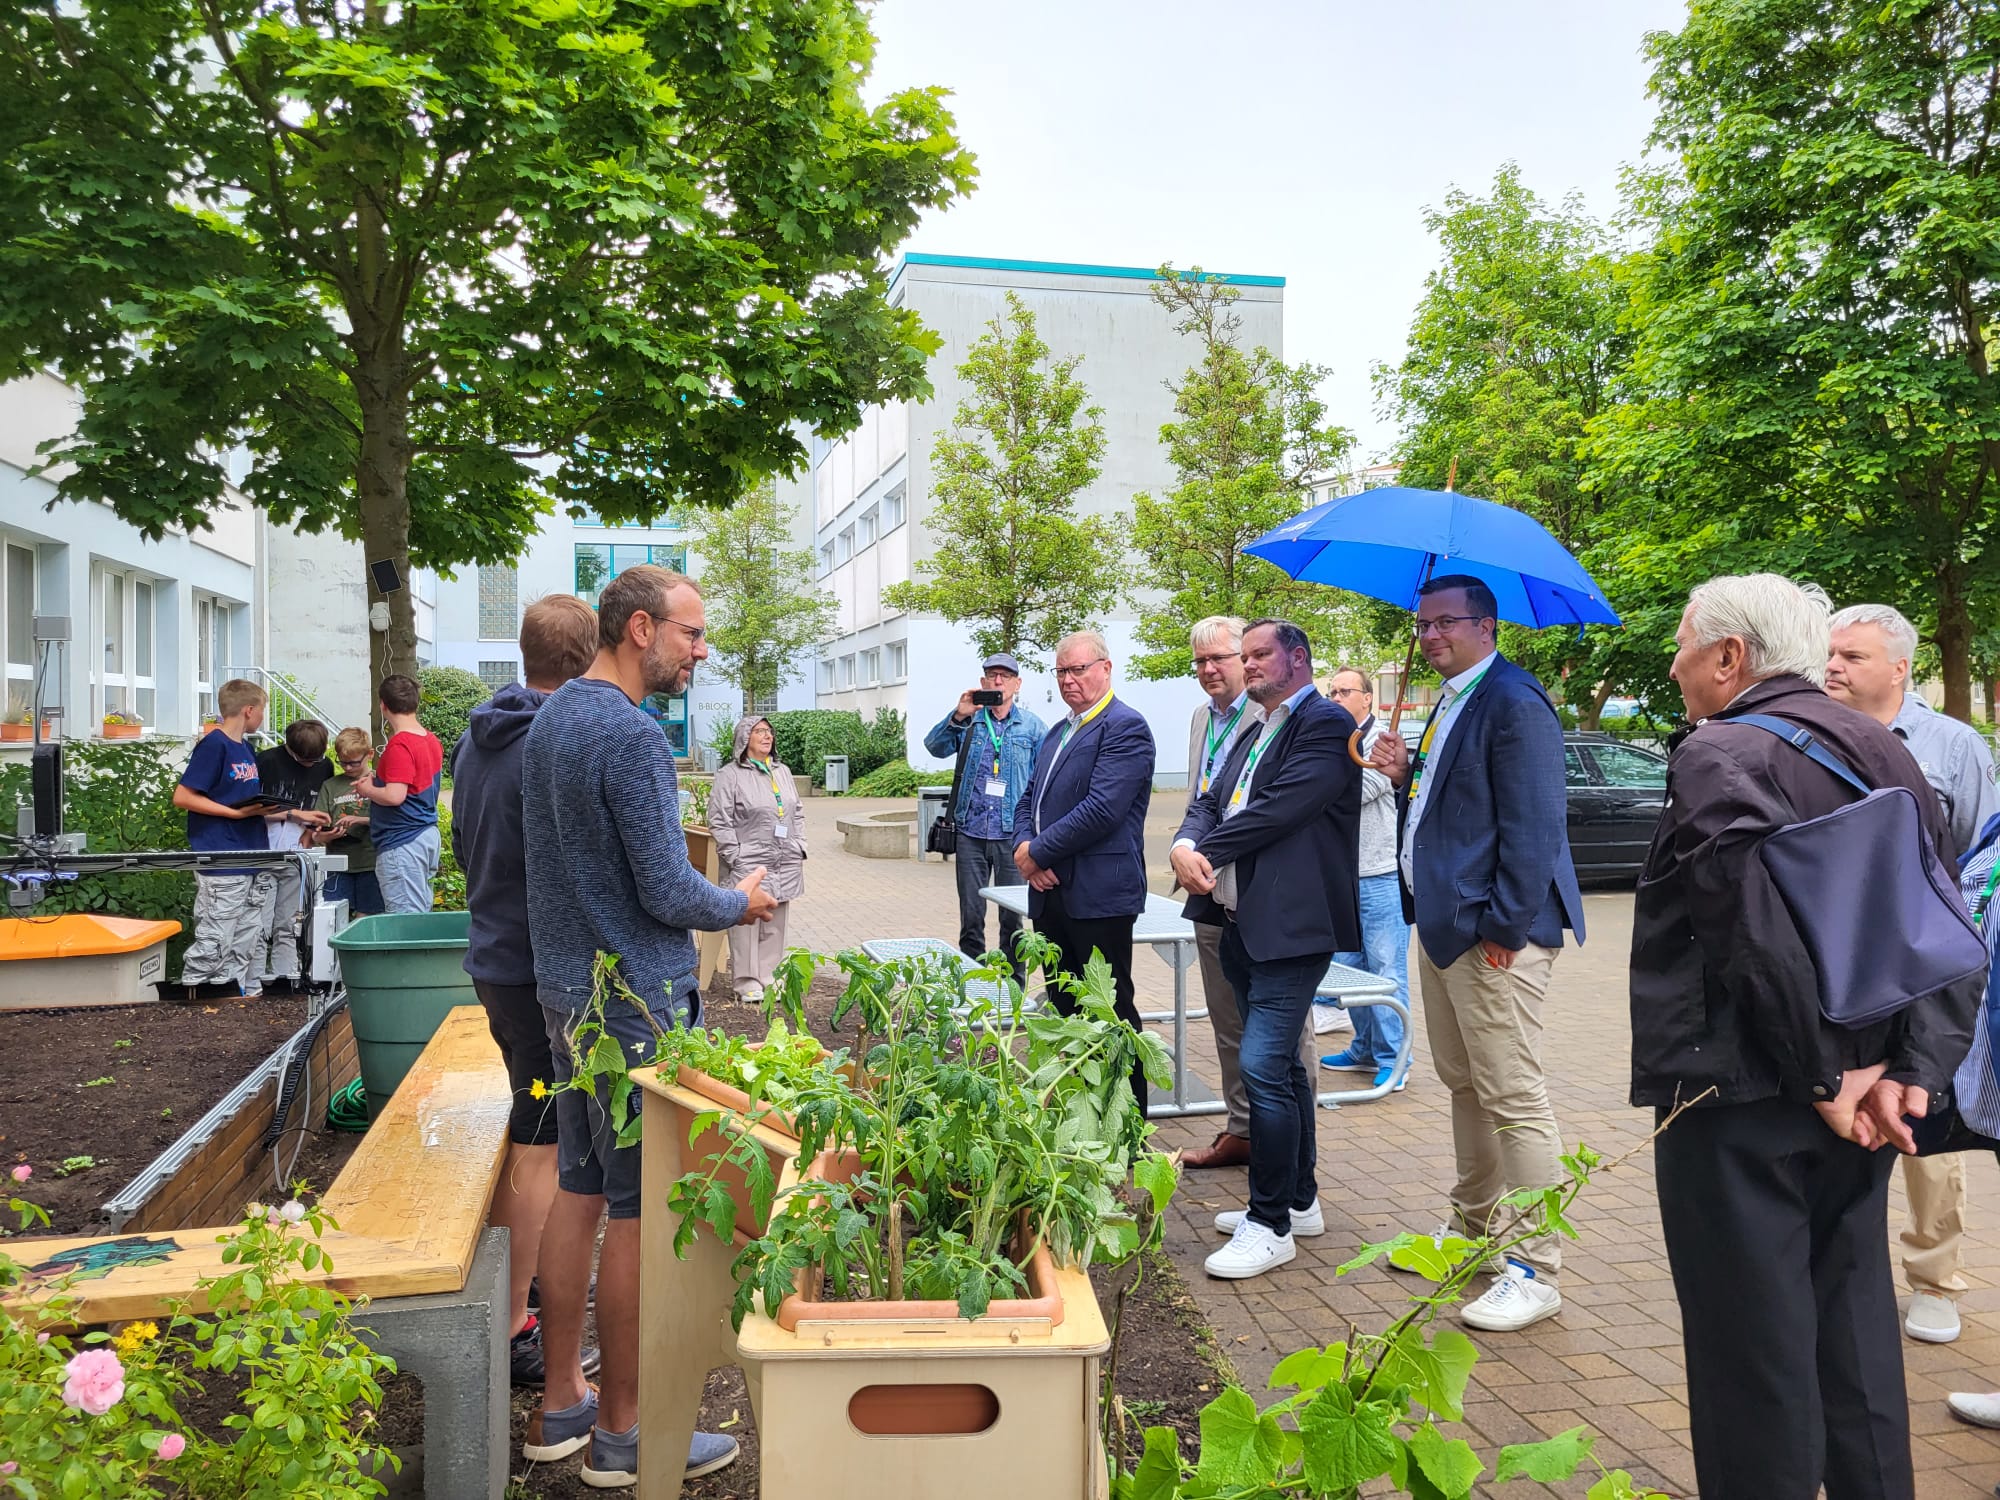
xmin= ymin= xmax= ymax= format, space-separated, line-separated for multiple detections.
xmin=1396 ymin=723 xmax=1669 ymax=885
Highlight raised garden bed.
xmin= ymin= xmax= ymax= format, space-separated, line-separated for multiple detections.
xmin=0 ymin=992 xmax=360 ymax=1238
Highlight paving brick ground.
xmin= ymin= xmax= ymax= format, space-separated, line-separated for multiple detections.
xmin=785 ymin=793 xmax=2000 ymax=1498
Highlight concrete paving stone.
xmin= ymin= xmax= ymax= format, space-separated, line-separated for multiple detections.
xmin=785 ymin=824 xmax=2000 ymax=1499
xmin=1630 ymin=1399 xmax=1691 ymax=1433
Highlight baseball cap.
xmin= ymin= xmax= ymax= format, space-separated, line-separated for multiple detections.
xmin=981 ymin=651 xmax=1023 ymax=677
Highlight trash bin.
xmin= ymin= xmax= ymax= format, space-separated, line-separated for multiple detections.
xmin=329 ymin=910 xmax=474 ymax=1119
xmin=917 ymin=784 xmax=952 ymax=861
xmin=822 ymin=755 xmax=850 ymax=794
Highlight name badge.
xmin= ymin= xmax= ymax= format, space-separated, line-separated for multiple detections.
xmin=984 ymin=778 xmax=1007 ymax=799
xmin=774 ymin=822 xmax=790 ymax=840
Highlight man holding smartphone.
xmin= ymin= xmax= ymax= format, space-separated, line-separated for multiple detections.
xmin=923 ymin=652 xmax=1047 ymax=985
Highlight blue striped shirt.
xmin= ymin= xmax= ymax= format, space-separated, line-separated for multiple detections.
xmin=1953 ymin=821 xmax=2000 ymax=1136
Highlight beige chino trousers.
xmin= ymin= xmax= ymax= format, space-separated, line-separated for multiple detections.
xmin=1900 ymin=1152 xmax=1967 ymax=1298
xmin=1418 ymin=940 xmax=1565 ymax=1277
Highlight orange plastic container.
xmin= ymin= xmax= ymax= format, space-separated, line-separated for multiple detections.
xmin=0 ymin=914 xmax=181 ymax=1009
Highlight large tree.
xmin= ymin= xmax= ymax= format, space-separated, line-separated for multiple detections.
xmin=0 ymin=0 xmax=972 ymax=700
xmin=1593 ymin=0 xmax=2000 ymax=720
xmin=882 ymin=291 xmax=1124 ymax=666
xmin=687 ymin=479 xmax=835 ymax=711
xmin=1128 ymin=268 xmax=1356 ymax=679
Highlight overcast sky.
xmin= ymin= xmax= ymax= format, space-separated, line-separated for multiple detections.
xmin=867 ymin=0 xmax=1688 ymax=461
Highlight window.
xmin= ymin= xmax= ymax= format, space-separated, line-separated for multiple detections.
xmin=92 ymin=565 xmax=157 ymax=727
xmin=880 ymin=400 xmax=909 ymax=468
xmin=571 ymin=504 xmax=673 ymax=530
xmin=881 ymin=487 xmax=906 ymax=532
xmin=1588 ymin=743 xmax=1669 ymax=790
xmin=859 ymin=648 xmax=880 ymax=687
xmin=835 ymin=527 xmax=855 ymax=566
xmin=752 ymin=688 xmax=780 ymax=716
xmin=814 ymin=459 xmax=835 ymax=529
xmin=819 ymin=542 xmax=834 ymax=578
xmin=477 ymin=565 xmax=519 ymax=639
xmin=885 ymin=641 xmax=907 ymax=682
xmin=817 ymin=660 xmax=837 ymax=694
xmin=2 ymin=542 xmax=35 ymax=720
xmin=194 ymin=594 xmax=236 ymax=723
xmin=1563 ymin=746 xmax=1593 ymax=789
xmin=838 ymin=654 xmax=855 ymax=690
xmin=574 ymin=543 xmax=689 ymax=607
xmin=477 ymin=660 xmax=519 ymax=691
xmin=857 ymin=506 xmax=878 ymax=551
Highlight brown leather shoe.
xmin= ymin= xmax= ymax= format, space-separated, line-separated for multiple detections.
xmin=1182 ymin=1131 xmax=1251 ymax=1169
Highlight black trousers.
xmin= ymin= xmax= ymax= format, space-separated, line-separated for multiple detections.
xmin=1034 ymin=883 xmax=1146 ymax=1117
xmin=1655 ymin=1099 xmax=1912 ymax=1500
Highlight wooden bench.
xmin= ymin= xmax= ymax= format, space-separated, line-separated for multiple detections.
xmin=6 ymin=1005 xmax=513 ymax=1500
xmin=835 ymin=816 xmax=910 ymax=859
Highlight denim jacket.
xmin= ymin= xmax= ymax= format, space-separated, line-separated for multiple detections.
xmin=923 ymin=704 xmax=1048 ymax=829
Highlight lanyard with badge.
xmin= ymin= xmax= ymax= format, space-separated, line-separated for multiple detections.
xmin=1406 ymin=661 xmax=1495 ymax=799
xmin=1200 ymin=703 xmax=1246 ymax=794
xmin=981 ymin=712 xmax=1008 ymax=801
xmin=750 ymin=758 xmax=790 ymax=839
xmin=1227 ymin=720 xmax=1280 ymax=812
xmin=1056 ymin=692 xmax=1114 ymax=750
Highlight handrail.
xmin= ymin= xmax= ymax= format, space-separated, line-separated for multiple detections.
xmin=218 ymin=664 xmax=340 ymax=741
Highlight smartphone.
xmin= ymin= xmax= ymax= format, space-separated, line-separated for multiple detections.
xmin=970 ymin=689 xmax=1003 ymax=706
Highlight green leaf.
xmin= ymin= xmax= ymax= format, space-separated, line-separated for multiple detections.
xmin=1131 ymin=1151 xmax=1179 ymax=1214
xmin=1589 ymin=1470 xmax=1667 ymax=1500
xmin=1128 ymin=1424 xmax=1183 ymax=1500
xmin=1495 ymin=1425 xmax=1596 ymax=1483
xmin=1192 ymin=1387 xmax=1285 ymax=1489
xmin=1385 ymin=1232 xmax=1482 ymax=1281
xmin=1408 ymin=1421 xmax=1485 ymax=1499
xmin=1296 ymin=1384 xmax=1401 ymax=1494
xmin=1377 ymin=1325 xmax=1479 ymax=1421
xmin=1268 ymin=1342 xmax=1347 ymax=1394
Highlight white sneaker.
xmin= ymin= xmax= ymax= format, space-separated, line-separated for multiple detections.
xmin=1214 ymin=1197 xmax=1325 ymax=1237
xmin=1906 ymin=1292 xmax=1961 ymax=1344
xmin=1204 ymin=1218 xmax=1296 ymax=1280
xmin=1311 ymin=1002 xmax=1354 ymax=1035
xmin=1460 ymin=1260 xmax=1561 ymax=1332
xmin=1947 ymin=1391 xmax=2000 ymax=1429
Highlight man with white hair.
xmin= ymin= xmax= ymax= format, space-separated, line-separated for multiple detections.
xmin=1633 ymin=573 xmax=1979 ymax=1500
xmin=1826 ymin=601 xmax=1999 ymax=1347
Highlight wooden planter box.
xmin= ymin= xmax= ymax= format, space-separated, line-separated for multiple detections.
xmin=681 ymin=825 xmax=726 ymax=989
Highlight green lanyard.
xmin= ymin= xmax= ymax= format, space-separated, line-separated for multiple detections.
xmin=749 ymin=759 xmax=784 ymax=813
xmin=1408 ymin=661 xmax=1495 ymax=798
xmin=1976 ymin=860 xmax=2000 ymax=926
xmin=982 ymin=712 xmax=1004 ymax=777
xmin=1228 ymin=718 xmax=1282 ymax=808
xmin=1201 ymin=703 xmax=1246 ymax=793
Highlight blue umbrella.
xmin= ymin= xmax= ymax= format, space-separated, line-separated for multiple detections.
xmin=1244 ymin=486 xmax=1621 ymax=628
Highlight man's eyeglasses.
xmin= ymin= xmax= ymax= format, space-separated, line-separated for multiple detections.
xmin=1191 ymin=653 xmax=1239 ymax=670
xmin=1415 ymin=615 xmax=1486 ymax=638
xmin=1053 ymin=659 xmax=1108 ymax=681
xmin=643 ymin=612 xmax=707 ymax=645
xmin=1329 ymin=686 xmax=1370 ymax=699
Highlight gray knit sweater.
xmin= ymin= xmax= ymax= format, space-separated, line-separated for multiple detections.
xmin=523 ymin=677 xmax=747 ymax=1014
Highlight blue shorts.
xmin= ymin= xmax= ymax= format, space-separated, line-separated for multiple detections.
xmin=325 ymin=870 xmax=384 ymax=916
xmin=539 ymin=977 xmax=699 ymax=1219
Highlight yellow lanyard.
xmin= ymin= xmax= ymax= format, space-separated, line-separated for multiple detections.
xmin=749 ymin=759 xmax=784 ymax=813
xmin=1228 ymin=713 xmax=1284 ymax=809
xmin=1408 ymin=664 xmax=1493 ymax=798
xmin=1200 ymin=702 xmax=1246 ymax=794
xmin=1055 ymin=691 xmax=1114 ymax=751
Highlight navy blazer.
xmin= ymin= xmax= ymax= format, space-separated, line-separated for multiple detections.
xmin=1012 ymin=695 xmax=1155 ymax=920
xmin=1395 ymin=654 xmax=1585 ymax=967
xmin=1176 ymin=689 xmax=1363 ymax=962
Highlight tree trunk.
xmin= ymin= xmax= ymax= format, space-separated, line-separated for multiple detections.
xmin=1937 ymin=573 xmax=1973 ymax=723
xmin=1577 ymin=678 xmax=1618 ymax=733
xmin=1985 ymin=676 xmax=1996 ymax=727
xmin=353 ymin=351 xmax=418 ymax=736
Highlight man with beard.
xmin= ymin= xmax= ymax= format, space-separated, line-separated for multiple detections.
xmin=521 ymin=564 xmax=776 ymax=1489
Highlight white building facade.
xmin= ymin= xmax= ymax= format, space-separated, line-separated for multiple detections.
xmin=778 ymin=254 xmax=1287 ymax=786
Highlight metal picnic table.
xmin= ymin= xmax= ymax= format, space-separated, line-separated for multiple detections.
xmin=976 ymin=884 xmax=1402 ymax=1118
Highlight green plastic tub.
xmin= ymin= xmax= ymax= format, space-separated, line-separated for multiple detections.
xmin=329 ymin=911 xmax=475 ymax=1119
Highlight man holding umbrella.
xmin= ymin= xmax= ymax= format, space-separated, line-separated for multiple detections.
xmin=1370 ymin=575 xmax=1585 ymax=1332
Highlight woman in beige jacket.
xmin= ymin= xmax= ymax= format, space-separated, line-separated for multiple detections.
xmin=708 ymin=715 xmax=806 ymax=1000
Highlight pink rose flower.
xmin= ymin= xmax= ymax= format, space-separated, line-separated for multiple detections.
xmin=157 ymin=1433 xmax=186 ymax=1461
xmin=280 ymin=1200 xmax=305 ymax=1223
xmin=0 ymin=1460 xmax=16 ymax=1475
xmin=60 ymin=1348 xmax=125 ymax=1415
xmin=35 ymin=1332 xmax=49 ymax=1345
xmin=9 ymin=1163 xmax=28 ymax=1183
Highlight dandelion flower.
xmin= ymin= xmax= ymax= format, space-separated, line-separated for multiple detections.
xmin=112 ymin=1320 xmax=159 ymax=1354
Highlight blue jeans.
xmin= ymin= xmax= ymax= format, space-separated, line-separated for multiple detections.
xmin=1218 ymin=921 xmax=1332 ymax=1236
xmin=1334 ymin=873 xmax=1411 ymax=1072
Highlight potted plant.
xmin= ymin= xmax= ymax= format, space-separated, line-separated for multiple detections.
xmin=100 ymin=711 xmax=143 ymax=740
xmin=0 ymin=709 xmax=48 ymax=743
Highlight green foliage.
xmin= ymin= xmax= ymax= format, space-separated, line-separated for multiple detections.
xmin=429 ymin=804 xmax=465 ymax=913
xmin=841 ymin=760 xmax=955 ymax=798
xmin=883 ymin=292 xmax=1126 ymax=668
xmin=0 ymin=741 xmax=196 ymax=970
xmin=768 ymin=709 xmax=905 ymax=784
xmin=687 ymin=480 xmax=837 ymax=709
xmin=1587 ymin=0 xmax=2000 ymax=718
xmin=1129 ymin=268 xmax=1360 ymax=679
xmin=416 ymin=667 xmax=490 ymax=763
xmin=0 ymin=1197 xmax=398 ymax=1498
xmin=1112 ymin=1140 xmax=1668 ymax=1500
xmin=679 ymin=777 xmax=713 ymax=829
xmin=0 ymin=0 xmax=973 ymax=692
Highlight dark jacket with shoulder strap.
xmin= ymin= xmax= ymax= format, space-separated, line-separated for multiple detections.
xmin=1629 ymin=674 xmax=1981 ymax=1109
xmin=1176 ymin=690 xmax=1363 ymax=963
xmin=1395 ymin=654 xmax=1585 ymax=966
xmin=1012 ymin=694 xmax=1155 ymax=920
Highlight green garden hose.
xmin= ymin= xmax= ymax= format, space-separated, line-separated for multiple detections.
xmin=327 ymin=1077 xmax=371 ymax=1132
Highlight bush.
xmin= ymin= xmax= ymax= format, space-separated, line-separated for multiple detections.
xmin=417 ymin=666 xmax=491 ymax=762
xmin=431 ymin=803 xmax=465 ymax=911
xmin=768 ymin=708 xmax=906 ymax=785
xmin=842 ymin=760 xmax=956 ymax=798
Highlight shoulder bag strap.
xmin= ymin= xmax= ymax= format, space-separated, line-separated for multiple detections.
xmin=941 ymin=714 xmax=977 ymax=823
xmin=1730 ymin=713 xmax=1875 ymax=799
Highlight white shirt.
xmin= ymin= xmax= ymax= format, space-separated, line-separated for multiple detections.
xmin=1398 ymin=653 xmax=1496 ymax=888
xmin=1033 ymin=689 xmax=1113 ymax=835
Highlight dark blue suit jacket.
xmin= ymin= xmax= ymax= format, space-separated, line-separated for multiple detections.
xmin=1396 ymin=654 xmax=1585 ymax=966
xmin=1012 ymin=695 xmax=1155 ymax=920
xmin=1176 ymin=689 xmax=1363 ymax=962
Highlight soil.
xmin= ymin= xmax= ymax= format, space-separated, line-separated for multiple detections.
xmin=0 ymin=990 xmax=327 ymax=1237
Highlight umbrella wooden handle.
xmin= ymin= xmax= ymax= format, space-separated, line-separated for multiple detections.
xmin=1348 ymin=729 xmax=1368 ymax=766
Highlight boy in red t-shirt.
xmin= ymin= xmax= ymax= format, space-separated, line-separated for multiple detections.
xmin=353 ymin=673 xmax=444 ymax=913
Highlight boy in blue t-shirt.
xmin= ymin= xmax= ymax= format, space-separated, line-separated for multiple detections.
xmin=172 ymin=678 xmax=281 ymax=996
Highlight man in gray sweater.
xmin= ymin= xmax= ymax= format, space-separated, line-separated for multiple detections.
xmin=521 ymin=564 xmax=776 ymax=1489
